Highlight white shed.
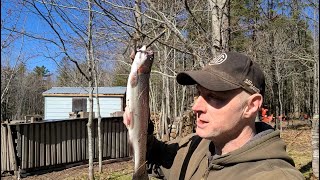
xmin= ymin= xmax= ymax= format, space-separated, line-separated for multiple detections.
xmin=42 ymin=87 xmax=126 ymax=120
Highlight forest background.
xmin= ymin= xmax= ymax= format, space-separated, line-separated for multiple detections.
xmin=1 ymin=0 xmax=319 ymax=140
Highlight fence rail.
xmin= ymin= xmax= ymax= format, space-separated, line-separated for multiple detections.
xmin=1 ymin=117 xmax=129 ymax=174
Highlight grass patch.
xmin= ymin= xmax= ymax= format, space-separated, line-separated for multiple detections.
xmin=281 ymin=123 xmax=315 ymax=180
xmin=98 ymin=166 xmax=133 ymax=180
xmin=99 ymin=171 xmax=132 ymax=180
xmin=288 ymin=150 xmax=313 ymax=178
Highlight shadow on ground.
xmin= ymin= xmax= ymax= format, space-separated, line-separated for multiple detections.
xmin=299 ymin=161 xmax=318 ymax=180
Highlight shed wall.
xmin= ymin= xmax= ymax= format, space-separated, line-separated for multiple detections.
xmin=45 ymin=97 xmax=72 ymax=120
xmin=44 ymin=96 xmax=123 ymax=120
xmin=91 ymin=97 xmax=123 ymax=118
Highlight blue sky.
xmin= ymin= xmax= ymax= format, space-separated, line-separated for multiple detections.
xmin=1 ymin=1 xmax=86 ymax=74
xmin=22 ymin=12 xmax=61 ymax=73
xmin=1 ymin=0 xmax=132 ymax=76
xmin=1 ymin=2 xmax=59 ymax=74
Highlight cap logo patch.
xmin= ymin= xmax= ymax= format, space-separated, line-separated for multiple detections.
xmin=244 ymin=79 xmax=260 ymax=93
xmin=209 ymin=53 xmax=227 ymax=65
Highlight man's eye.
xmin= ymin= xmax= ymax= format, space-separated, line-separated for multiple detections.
xmin=208 ymin=94 xmax=219 ymax=99
xmin=208 ymin=94 xmax=225 ymax=102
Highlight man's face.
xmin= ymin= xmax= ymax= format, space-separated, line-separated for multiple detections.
xmin=192 ymin=85 xmax=248 ymax=141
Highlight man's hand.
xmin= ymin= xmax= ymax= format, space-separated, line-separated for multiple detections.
xmin=123 ymin=106 xmax=154 ymax=135
xmin=123 ymin=106 xmax=131 ymax=129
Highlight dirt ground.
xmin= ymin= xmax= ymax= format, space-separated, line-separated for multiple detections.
xmin=2 ymin=120 xmax=317 ymax=180
xmin=2 ymin=158 xmax=135 ymax=180
xmin=279 ymin=120 xmax=317 ymax=180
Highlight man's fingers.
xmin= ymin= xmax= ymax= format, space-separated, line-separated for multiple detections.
xmin=123 ymin=107 xmax=131 ymax=128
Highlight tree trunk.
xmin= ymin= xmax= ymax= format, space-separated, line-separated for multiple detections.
xmin=293 ymin=79 xmax=300 ymax=119
xmin=267 ymin=0 xmax=280 ymax=130
xmin=133 ymin=0 xmax=142 ymax=49
xmin=97 ymin=96 xmax=102 ymax=173
xmin=312 ymin=0 xmax=319 ymax=118
xmin=87 ymin=0 xmax=94 ymax=179
xmin=312 ymin=117 xmax=319 ymax=178
xmin=278 ymin=81 xmax=283 ymax=133
xmin=150 ymin=81 xmax=160 ymax=139
xmin=94 ymin=71 xmax=103 ymax=173
xmin=173 ymin=49 xmax=177 ymax=132
xmin=208 ymin=0 xmax=228 ymax=56
xmin=165 ymin=47 xmax=171 ymax=124
xmin=87 ymin=87 xmax=94 ymax=180
xmin=312 ymin=0 xmax=319 ymax=177
xmin=178 ymin=86 xmax=186 ymax=136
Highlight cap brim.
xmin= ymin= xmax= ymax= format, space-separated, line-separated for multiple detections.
xmin=176 ymin=71 xmax=240 ymax=91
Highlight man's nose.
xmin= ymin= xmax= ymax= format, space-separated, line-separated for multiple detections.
xmin=192 ymin=96 xmax=206 ymax=113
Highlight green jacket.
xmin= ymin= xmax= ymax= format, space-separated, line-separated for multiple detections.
xmin=147 ymin=122 xmax=304 ymax=180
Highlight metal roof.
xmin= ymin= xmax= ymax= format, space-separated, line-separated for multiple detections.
xmin=43 ymin=87 xmax=126 ymax=96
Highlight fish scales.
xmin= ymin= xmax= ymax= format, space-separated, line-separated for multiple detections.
xmin=126 ymin=45 xmax=154 ymax=180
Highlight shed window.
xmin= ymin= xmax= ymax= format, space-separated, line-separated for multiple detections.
xmin=72 ymin=98 xmax=87 ymax=113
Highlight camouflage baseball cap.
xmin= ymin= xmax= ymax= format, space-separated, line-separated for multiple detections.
xmin=176 ymin=52 xmax=265 ymax=96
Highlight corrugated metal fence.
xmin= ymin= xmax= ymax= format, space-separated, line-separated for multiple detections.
xmin=1 ymin=124 xmax=17 ymax=173
xmin=1 ymin=117 xmax=129 ymax=174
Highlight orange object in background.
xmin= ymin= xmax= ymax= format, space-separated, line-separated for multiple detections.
xmin=261 ymin=107 xmax=268 ymax=118
xmin=262 ymin=114 xmax=274 ymax=123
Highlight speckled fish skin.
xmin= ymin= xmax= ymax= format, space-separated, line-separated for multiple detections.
xmin=126 ymin=45 xmax=153 ymax=180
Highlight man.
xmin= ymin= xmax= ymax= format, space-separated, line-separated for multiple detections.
xmin=123 ymin=52 xmax=304 ymax=179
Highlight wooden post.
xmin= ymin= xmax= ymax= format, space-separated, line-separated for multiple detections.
xmin=7 ymin=125 xmax=18 ymax=175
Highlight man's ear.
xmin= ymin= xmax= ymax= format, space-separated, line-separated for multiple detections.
xmin=243 ymin=94 xmax=263 ymax=119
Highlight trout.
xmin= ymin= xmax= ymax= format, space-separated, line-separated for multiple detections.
xmin=126 ymin=45 xmax=153 ymax=180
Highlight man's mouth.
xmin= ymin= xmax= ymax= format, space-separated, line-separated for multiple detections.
xmin=197 ymin=119 xmax=209 ymax=129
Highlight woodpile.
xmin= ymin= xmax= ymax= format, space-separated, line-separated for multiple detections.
xmin=24 ymin=115 xmax=43 ymax=123
xmin=150 ymin=110 xmax=196 ymax=141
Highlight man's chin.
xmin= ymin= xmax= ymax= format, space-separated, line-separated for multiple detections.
xmin=196 ymin=128 xmax=218 ymax=141
xmin=196 ymin=128 xmax=208 ymax=139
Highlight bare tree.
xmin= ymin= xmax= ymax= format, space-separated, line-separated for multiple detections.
xmin=208 ymin=0 xmax=229 ymax=56
xmin=1 ymin=1 xmax=30 ymax=112
xmin=311 ymin=0 xmax=319 ymax=177
xmin=86 ymin=0 xmax=95 ymax=178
